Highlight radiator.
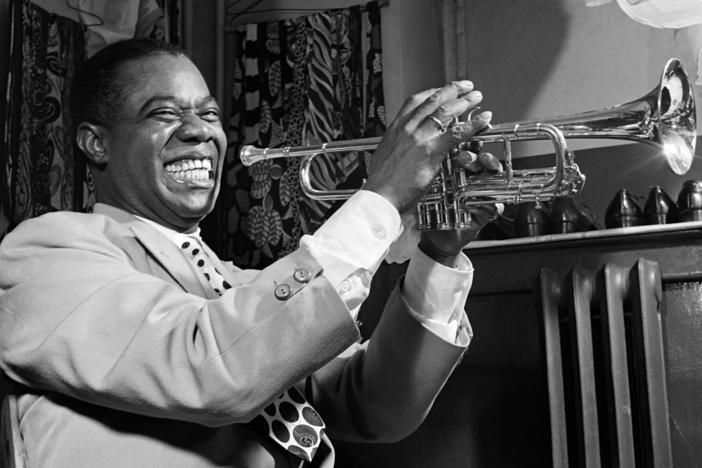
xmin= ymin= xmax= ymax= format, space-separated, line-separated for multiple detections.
xmin=535 ymin=259 xmax=672 ymax=468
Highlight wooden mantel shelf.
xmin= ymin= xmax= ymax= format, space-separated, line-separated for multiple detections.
xmin=464 ymin=220 xmax=702 ymax=295
xmin=469 ymin=220 xmax=702 ymax=251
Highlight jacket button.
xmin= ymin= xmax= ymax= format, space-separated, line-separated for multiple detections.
xmin=274 ymin=284 xmax=292 ymax=300
xmin=293 ymin=268 xmax=310 ymax=283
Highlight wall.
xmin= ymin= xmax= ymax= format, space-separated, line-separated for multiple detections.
xmin=0 ymin=0 xmax=10 ymax=238
xmin=458 ymin=0 xmax=702 ymax=156
xmin=379 ymin=0 xmax=445 ymax=117
xmin=0 ymin=0 xmax=9 ymax=147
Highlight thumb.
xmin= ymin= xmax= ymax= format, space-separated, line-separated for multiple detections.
xmin=450 ymin=111 xmax=493 ymax=141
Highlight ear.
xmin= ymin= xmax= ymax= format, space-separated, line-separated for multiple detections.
xmin=76 ymin=122 xmax=109 ymax=165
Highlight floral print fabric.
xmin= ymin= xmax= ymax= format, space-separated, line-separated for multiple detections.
xmin=218 ymin=1 xmax=386 ymax=269
xmin=1 ymin=0 xmax=88 ymax=239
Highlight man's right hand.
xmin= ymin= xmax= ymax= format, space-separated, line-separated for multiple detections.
xmin=363 ymin=80 xmax=492 ymax=215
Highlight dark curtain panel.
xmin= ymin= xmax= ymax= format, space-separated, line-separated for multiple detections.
xmin=0 ymin=0 xmax=86 ymax=239
xmin=0 ymin=0 xmax=183 ymax=240
xmin=215 ymin=1 xmax=385 ymax=269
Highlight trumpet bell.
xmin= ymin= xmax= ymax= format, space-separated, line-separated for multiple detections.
xmin=533 ymin=57 xmax=695 ymax=176
xmin=656 ymin=58 xmax=696 ymax=175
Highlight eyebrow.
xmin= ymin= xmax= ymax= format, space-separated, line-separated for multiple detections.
xmin=137 ymin=95 xmax=220 ymax=115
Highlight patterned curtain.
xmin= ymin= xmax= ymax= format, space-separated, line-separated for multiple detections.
xmin=217 ymin=1 xmax=386 ymax=269
xmin=0 ymin=0 xmax=183 ymax=240
xmin=0 ymin=0 xmax=87 ymax=240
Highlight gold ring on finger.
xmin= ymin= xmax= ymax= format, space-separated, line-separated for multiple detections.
xmin=428 ymin=115 xmax=447 ymax=133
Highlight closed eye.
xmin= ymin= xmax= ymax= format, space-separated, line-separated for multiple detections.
xmin=200 ymin=107 xmax=221 ymax=122
xmin=149 ymin=108 xmax=181 ymax=122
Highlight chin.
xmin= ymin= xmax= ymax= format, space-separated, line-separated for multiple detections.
xmin=182 ymin=203 xmax=214 ymax=219
xmin=160 ymin=182 xmax=218 ymax=221
xmin=170 ymin=196 xmax=215 ymax=221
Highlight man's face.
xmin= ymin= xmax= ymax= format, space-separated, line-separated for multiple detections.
xmin=97 ymin=53 xmax=227 ymax=231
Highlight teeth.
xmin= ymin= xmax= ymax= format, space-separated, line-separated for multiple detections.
xmin=165 ymin=158 xmax=213 ymax=181
xmin=170 ymin=169 xmax=209 ymax=181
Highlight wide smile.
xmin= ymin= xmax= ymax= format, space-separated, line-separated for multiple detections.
xmin=164 ymin=157 xmax=214 ymax=186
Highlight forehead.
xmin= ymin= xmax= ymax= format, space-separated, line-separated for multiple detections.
xmin=116 ymin=54 xmax=211 ymax=107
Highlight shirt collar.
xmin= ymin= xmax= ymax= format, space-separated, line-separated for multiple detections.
xmin=132 ymin=213 xmax=202 ymax=246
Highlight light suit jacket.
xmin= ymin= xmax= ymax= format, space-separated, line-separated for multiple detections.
xmin=0 ymin=204 xmax=468 ymax=467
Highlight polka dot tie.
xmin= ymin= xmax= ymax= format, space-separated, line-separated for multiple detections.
xmin=177 ymin=235 xmax=325 ymax=462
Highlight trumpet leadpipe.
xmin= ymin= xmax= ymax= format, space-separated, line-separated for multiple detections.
xmin=239 ymin=138 xmax=382 ymax=166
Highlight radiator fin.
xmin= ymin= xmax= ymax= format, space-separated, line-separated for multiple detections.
xmin=535 ymin=259 xmax=672 ymax=468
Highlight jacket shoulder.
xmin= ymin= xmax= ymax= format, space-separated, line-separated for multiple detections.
xmin=1 ymin=211 xmax=135 ymax=254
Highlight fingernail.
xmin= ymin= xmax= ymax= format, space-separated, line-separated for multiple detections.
xmin=477 ymin=110 xmax=492 ymax=121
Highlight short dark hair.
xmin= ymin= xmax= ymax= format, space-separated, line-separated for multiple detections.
xmin=70 ymin=38 xmax=185 ymax=128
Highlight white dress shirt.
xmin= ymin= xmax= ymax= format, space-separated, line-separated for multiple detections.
xmin=138 ymin=190 xmax=474 ymax=346
xmin=301 ymin=190 xmax=473 ymax=344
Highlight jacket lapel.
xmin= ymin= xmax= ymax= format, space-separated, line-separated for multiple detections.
xmin=93 ymin=204 xmax=214 ymax=298
xmin=131 ymin=222 xmax=215 ymax=297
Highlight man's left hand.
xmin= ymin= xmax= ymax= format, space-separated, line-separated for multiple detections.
xmin=418 ymin=148 xmax=503 ymax=267
xmin=418 ymin=203 xmax=502 ymax=267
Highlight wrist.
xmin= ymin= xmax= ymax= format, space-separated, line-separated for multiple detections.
xmin=363 ymin=180 xmax=418 ymax=216
xmin=364 ymin=188 xmax=407 ymax=215
xmin=418 ymin=237 xmax=460 ymax=268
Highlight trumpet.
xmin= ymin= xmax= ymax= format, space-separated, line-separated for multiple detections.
xmin=240 ymin=58 xmax=696 ymax=230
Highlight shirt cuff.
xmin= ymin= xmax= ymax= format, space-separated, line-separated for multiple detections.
xmin=405 ymin=305 xmax=473 ymax=346
xmin=403 ymin=246 xmax=474 ymax=322
xmin=300 ymin=190 xmax=402 ymax=287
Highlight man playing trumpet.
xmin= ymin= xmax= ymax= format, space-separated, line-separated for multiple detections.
xmin=0 ymin=38 xmax=500 ymax=467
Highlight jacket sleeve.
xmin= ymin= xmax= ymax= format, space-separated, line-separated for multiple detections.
xmin=0 ymin=213 xmax=361 ymax=427
xmin=308 ymin=279 xmax=469 ymax=444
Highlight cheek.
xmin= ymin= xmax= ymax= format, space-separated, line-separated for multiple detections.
xmin=214 ymin=127 xmax=227 ymax=153
xmin=149 ymin=127 xmax=177 ymax=154
xmin=118 ymin=136 xmax=169 ymax=180
xmin=125 ymin=130 xmax=178 ymax=174
xmin=213 ymin=129 xmax=228 ymax=170
xmin=113 ymin=125 xmax=172 ymax=157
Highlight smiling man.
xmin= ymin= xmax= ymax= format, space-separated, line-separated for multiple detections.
xmin=0 ymin=39 xmax=499 ymax=467
xmin=72 ymin=43 xmax=227 ymax=230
